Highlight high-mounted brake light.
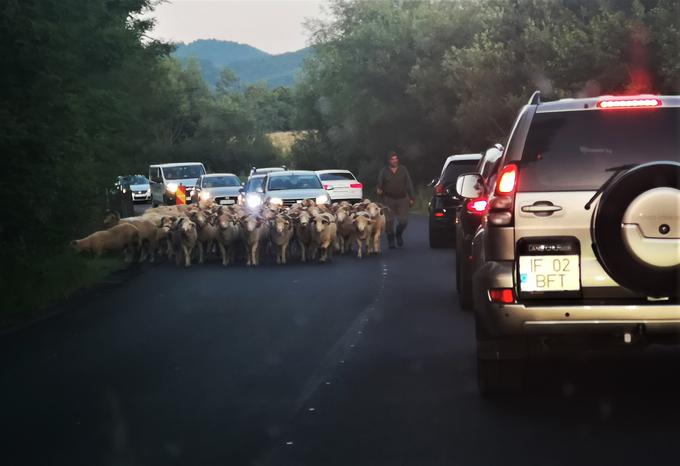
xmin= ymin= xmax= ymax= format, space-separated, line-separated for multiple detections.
xmin=466 ymin=197 xmax=488 ymax=215
xmin=597 ymin=98 xmax=661 ymax=109
xmin=495 ymin=164 xmax=518 ymax=195
xmin=350 ymin=183 xmax=363 ymax=189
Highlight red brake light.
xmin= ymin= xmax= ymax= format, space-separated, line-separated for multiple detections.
xmin=434 ymin=211 xmax=445 ymax=217
xmin=434 ymin=182 xmax=447 ymax=196
xmin=597 ymin=97 xmax=661 ymax=109
xmin=466 ymin=197 xmax=488 ymax=215
xmin=350 ymin=183 xmax=363 ymax=189
xmin=489 ymin=288 xmax=514 ymax=304
xmin=495 ymin=164 xmax=518 ymax=195
xmin=323 ymin=184 xmax=329 ymax=189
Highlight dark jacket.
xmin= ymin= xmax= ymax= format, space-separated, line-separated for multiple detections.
xmin=377 ymin=166 xmax=415 ymax=200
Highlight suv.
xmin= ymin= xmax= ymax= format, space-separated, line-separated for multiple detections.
xmin=428 ymin=153 xmax=481 ymax=248
xmin=458 ymin=93 xmax=680 ymax=394
xmin=455 ymin=145 xmax=503 ymax=309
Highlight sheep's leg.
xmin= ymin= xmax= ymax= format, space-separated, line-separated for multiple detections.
xmin=282 ymin=243 xmax=288 ymax=264
xmin=299 ymin=241 xmax=306 ymax=262
xmin=245 ymin=245 xmax=252 ymax=266
xmin=356 ymin=239 xmax=363 ymax=258
xmin=197 ymin=241 xmax=205 ymax=264
xmin=252 ymin=241 xmax=259 ymax=266
xmin=218 ymin=242 xmax=227 ymax=266
xmin=183 ymin=244 xmax=191 ymax=267
xmin=373 ymin=232 xmax=381 ymax=255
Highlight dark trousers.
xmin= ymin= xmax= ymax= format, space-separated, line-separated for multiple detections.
xmin=382 ymin=195 xmax=409 ymax=237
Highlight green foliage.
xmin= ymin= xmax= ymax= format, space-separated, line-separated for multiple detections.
xmin=292 ymin=0 xmax=680 ymax=185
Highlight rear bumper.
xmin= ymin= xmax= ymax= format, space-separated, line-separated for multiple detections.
xmin=474 ymin=260 xmax=680 ymax=338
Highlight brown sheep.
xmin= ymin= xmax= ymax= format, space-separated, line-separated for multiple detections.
xmin=311 ymin=213 xmax=337 ymax=263
xmin=189 ymin=210 xmax=219 ymax=264
xmin=270 ymin=214 xmax=294 ymax=265
xmin=103 ymin=211 xmax=159 ymax=262
xmin=71 ymin=223 xmax=140 ymax=263
xmin=216 ymin=213 xmax=240 ymax=266
xmin=293 ymin=210 xmax=313 ymax=262
xmin=353 ymin=212 xmax=374 ymax=259
xmin=170 ymin=217 xmax=198 ymax=268
xmin=239 ymin=214 xmax=265 ymax=266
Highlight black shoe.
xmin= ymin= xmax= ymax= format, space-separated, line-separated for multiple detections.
xmin=388 ymin=234 xmax=396 ymax=249
xmin=396 ymin=234 xmax=404 ymax=247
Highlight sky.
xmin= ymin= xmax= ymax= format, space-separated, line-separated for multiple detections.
xmin=148 ymin=0 xmax=331 ymax=54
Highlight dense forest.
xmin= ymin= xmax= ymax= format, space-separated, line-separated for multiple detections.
xmin=1 ymin=0 xmax=679 ymax=296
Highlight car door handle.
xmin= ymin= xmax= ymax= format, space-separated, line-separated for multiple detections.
xmin=521 ymin=202 xmax=563 ymax=214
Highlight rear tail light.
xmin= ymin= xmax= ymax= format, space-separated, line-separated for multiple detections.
xmin=434 ymin=182 xmax=447 ymax=196
xmin=466 ymin=197 xmax=488 ymax=215
xmin=350 ymin=183 xmax=363 ymax=189
xmin=488 ymin=164 xmax=518 ymax=226
xmin=597 ymin=97 xmax=661 ymax=109
xmin=434 ymin=212 xmax=445 ymax=218
xmin=488 ymin=288 xmax=515 ymax=304
xmin=323 ymin=184 xmax=329 ymax=189
xmin=495 ymin=164 xmax=518 ymax=195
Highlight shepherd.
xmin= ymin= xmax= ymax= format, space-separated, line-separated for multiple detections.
xmin=376 ymin=150 xmax=415 ymax=249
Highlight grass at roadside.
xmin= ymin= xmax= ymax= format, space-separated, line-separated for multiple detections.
xmin=0 ymin=250 xmax=124 ymax=329
xmin=411 ymin=188 xmax=431 ymax=216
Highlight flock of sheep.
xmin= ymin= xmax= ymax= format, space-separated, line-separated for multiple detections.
xmin=71 ymin=199 xmax=390 ymax=267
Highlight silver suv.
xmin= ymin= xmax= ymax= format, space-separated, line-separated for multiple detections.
xmin=457 ymin=93 xmax=680 ymax=394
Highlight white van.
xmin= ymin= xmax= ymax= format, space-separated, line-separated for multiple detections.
xmin=149 ymin=162 xmax=206 ymax=206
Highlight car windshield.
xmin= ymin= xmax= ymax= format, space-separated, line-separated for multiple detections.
xmin=441 ymin=159 xmax=479 ymax=186
xmin=127 ymin=175 xmax=148 ymax=185
xmin=202 ymin=176 xmax=240 ymax=188
xmin=520 ymin=108 xmax=680 ymax=191
xmin=245 ymin=176 xmax=265 ymax=192
xmin=318 ymin=172 xmax=356 ymax=181
xmin=162 ymin=165 xmax=204 ymax=180
xmin=267 ymin=174 xmax=322 ymax=190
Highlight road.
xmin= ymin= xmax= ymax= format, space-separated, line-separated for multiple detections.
xmin=2 ymin=214 xmax=680 ymax=466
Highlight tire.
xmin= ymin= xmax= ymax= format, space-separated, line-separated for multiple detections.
xmin=429 ymin=222 xmax=447 ymax=248
xmin=477 ymin=355 xmax=526 ymax=396
xmin=592 ymin=161 xmax=680 ymax=297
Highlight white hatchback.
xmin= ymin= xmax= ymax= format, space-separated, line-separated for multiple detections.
xmin=316 ymin=170 xmax=363 ymax=202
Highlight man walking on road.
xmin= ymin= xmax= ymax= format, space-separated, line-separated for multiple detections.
xmin=377 ymin=151 xmax=415 ymax=249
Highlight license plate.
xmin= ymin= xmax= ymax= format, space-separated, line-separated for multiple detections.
xmin=518 ymin=255 xmax=580 ymax=292
xmin=220 ymin=199 xmax=235 ymax=205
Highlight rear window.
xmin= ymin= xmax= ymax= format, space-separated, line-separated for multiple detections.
xmin=441 ymin=159 xmax=479 ymax=186
xmin=519 ymin=108 xmax=680 ymax=192
xmin=162 ymin=165 xmax=205 ymax=180
xmin=318 ymin=172 xmax=356 ymax=181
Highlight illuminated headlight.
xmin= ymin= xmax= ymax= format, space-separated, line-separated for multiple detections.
xmin=246 ymin=193 xmax=263 ymax=209
xmin=199 ymin=191 xmax=211 ymax=201
xmin=122 ymin=188 xmax=127 ymax=194
xmin=167 ymin=183 xmax=178 ymax=194
xmin=269 ymin=197 xmax=283 ymax=206
xmin=315 ymin=193 xmax=330 ymax=205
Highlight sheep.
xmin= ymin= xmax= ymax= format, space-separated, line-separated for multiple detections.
xmin=216 ymin=213 xmax=240 ymax=266
xmin=103 ymin=210 xmax=159 ymax=262
xmin=189 ymin=210 xmax=219 ymax=264
xmin=270 ymin=214 xmax=294 ymax=265
xmin=365 ymin=202 xmax=386 ymax=255
xmin=293 ymin=210 xmax=313 ymax=262
xmin=71 ymin=223 xmax=140 ymax=263
xmin=157 ymin=216 xmax=176 ymax=260
xmin=337 ymin=214 xmax=356 ymax=254
xmin=169 ymin=217 xmax=198 ymax=268
xmin=239 ymin=214 xmax=266 ymax=266
xmin=311 ymin=212 xmax=337 ymax=263
xmin=352 ymin=212 xmax=374 ymax=259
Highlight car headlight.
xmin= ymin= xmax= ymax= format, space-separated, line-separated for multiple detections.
xmin=167 ymin=183 xmax=178 ymax=194
xmin=199 ymin=191 xmax=211 ymax=201
xmin=315 ymin=193 xmax=330 ymax=205
xmin=122 ymin=188 xmax=127 ymax=194
xmin=246 ymin=193 xmax=263 ymax=209
xmin=269 ymin=197 xmax=283 ymax=206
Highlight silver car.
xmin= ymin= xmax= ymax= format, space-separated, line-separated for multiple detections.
xmin=458 ymin=93 xmax=680 ymax=394
xmin=248 ymin=170 xmax=329 ymax=209
xmin=191 ymin=173 xmax=242 ymax=205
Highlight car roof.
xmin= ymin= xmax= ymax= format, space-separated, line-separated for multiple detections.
xmin=202 ymin=173 xmax=238 ymax=177
xmin=535 ymin=95 xmax=680 ymax=113
xmin=150 ymin=162 xmax=204 ymax=168
xmin=268 ymin=170 xmax=317 ymax=177
xmin=444 ymin=153 xmax=482 ymax=164
xmin=315 ymin=169 xmax=353 ymax=174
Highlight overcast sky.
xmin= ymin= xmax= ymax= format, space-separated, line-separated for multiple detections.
xmin=148 ymin=0 xmax=330 ymax=54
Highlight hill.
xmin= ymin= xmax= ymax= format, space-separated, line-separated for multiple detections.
xmin=174 ymin=39 xmax=310 ymax=88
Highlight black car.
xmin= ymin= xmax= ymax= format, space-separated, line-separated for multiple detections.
xmin=455 ymin=145 xmax=503 ymax=309
xmin=428 ymin=153 xmax=482 ymax=248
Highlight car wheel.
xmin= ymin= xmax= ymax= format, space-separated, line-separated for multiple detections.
xmin=592 ymin=161 xmax=679 ymax=297
xmin=428 ymin=221 xmax=447 ymax=248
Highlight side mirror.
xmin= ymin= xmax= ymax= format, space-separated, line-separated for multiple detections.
xmin=325 ymin=185 xmax=334 ymax=191
xmin=456 ymin=173 xmax=484 ymax=199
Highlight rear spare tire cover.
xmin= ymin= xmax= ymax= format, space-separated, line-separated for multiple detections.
xmin=592 ymin=161 xmax=680 ymax=297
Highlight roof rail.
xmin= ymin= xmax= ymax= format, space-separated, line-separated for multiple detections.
xmin=528 ymin=90 xmax=541 ymax=105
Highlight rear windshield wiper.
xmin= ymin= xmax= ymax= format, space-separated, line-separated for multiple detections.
xmin=584 ymin=164 xmax=637 ymax=210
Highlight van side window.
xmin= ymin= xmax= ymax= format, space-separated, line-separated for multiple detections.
xmin=149 ymin=168 xmax=160 ymax=183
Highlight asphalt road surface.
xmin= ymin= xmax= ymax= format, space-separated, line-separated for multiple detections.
xmin=2 ymin=214 xmax=680 ymax=466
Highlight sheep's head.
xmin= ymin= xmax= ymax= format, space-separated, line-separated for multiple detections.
xmin=297 ymin=211 xmax=311 ymax=227
xmin=274 ymin=215 xmax=291 ymax=234
xmin=336 ymin=208 xmax=350 ymax=223
xmin=240 ymin=215 xmax=261 ymax=232
xmin=354 ymin=213 xmax=373 ymax=233
xmin=70 ymin=239 xmax=83 ymax=252
xmin=366 ymin=203 xmax=381 ymax=218
xmin=314 ymin=213 xmax=332 ymax=233
xmin=190 ymin=211 xmax=208 ymax=227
